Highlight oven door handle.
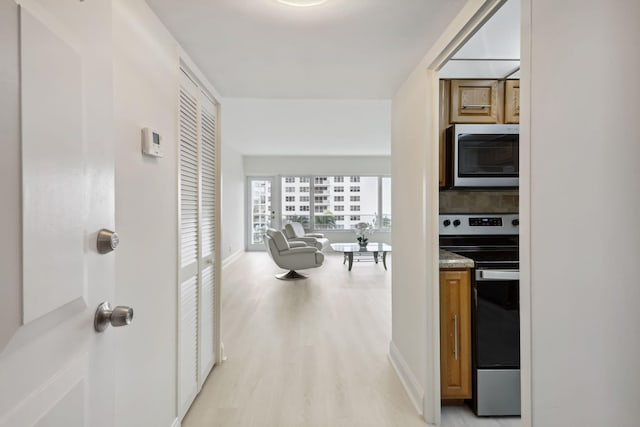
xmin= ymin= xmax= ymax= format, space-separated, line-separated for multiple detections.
xmin=476 ymin=269 xmax=520 ymax=281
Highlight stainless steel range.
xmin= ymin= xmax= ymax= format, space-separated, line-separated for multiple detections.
xmin=440 ymin=213 xmax=520 ymax=417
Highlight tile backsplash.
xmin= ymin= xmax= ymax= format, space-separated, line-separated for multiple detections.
xmin=439 ymin=190 xmax=519 ymax=213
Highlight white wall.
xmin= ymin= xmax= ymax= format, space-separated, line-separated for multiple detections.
xmin=222 ymin=98 xmax=391 ymax=156
xmin=221 ymin=142 xmax=245 ymax=261
xmin=390 ymin=64 xmax=432 ymax=415
xmin=112 ymin=1 xmax=219 ymax=425
xmin=243 ymin=155 xmax=391 ymax=176
xmin=0 ymin=0 xmax=21 ymax=352
xmin=524 ymin=1 xmax=640 ymax=426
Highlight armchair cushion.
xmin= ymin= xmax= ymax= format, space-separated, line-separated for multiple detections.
xmin=281 ymin=246 xmax=318 ymax=255
xmin=283 ymin=222 xmax=329 ymax=251
xmin=283 ymin=222 xmax=305 ymax=239
xmin=305 ymin=232 xmax=325 ymax=238
xmin=288 ymin=241 xmax=307 ymax=248
xmin=267 ymin=228 xmax=290 ymax=252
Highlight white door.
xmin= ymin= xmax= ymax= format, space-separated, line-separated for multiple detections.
xmin=177 ymin=70 xmax=220 ymax=418
xmin=0 ymin=3 xmax=119 ymax=426
xmin=197 ymin=91 xmax=217 ymax=389
xmin=178 ymin=71 xmax=201 ymax=416
xmin=246 ymin=177 xmax=277 ymax=251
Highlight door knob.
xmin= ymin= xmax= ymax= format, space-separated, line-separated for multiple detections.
xmin=97 ymin=229 xmax=119 ymax=254
xmin=94 ymin=302 xmax=134 ymax=332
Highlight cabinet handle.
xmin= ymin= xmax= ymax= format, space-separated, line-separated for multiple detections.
xmin=453 ymin=314 xmax=459 ymax=361
xmin=462 ymin=104 xmax=491 ymax=109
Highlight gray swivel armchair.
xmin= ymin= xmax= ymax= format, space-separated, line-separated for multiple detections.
xmin=264 ymin=228 xmax=324 ymax=280
xmin=283 ymin=222 xmax=329 ymax=251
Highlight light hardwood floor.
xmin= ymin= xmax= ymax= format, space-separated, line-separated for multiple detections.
xmin=183 ymin=251 xmax=520 ymax=427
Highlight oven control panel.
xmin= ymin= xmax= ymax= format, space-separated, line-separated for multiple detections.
xmin=439 ymin=214 xmax=519 ymax=235
xmin=469 ymin=217 xmax=503 ymax=226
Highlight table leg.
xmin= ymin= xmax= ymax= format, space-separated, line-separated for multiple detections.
xmin=373 ymin=251 xmax=379 ymax=264
xmin=383 ymin=251 xmax=388 ymax=270
xmin=348 ymin=252 xmax=354 ymax=271
xmin=343 ymin=253 xmax=347 ymax=264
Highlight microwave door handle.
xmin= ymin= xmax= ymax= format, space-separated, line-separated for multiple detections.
xmin=476 ymin=269 xmax=520 ymax=281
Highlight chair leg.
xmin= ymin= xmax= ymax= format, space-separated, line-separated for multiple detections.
xmin=275 ymin=270 xmax=307 ymax=280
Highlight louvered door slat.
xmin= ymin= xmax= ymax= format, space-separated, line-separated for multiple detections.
xmin=179 ymin=73 xmax=200 ymax=416
xmin=179 ymin=82 xmax=199 ymax=269
xmin=199 ymin=265 xmax=215 ymax=382
xmin=179 ymin=277 xmax=198 ymax=411
xmin=200 ymin=97 xmax=216 ymax=259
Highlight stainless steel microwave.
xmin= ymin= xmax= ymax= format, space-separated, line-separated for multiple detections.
xmin=447 ymin=124 xmax=519 ymax=188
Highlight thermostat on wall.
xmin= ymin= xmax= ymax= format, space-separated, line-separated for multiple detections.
xmin=141 ymin=127 xmax=163 ymax=158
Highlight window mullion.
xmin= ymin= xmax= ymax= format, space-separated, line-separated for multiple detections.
xmin=377 ymin=176 xmax=383 ymax=230
xmin=309 ymin=175 xmax=315 ymax=231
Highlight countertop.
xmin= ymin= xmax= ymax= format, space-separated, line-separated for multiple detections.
xmin=439 ymin=249 xmax=474 ymax=269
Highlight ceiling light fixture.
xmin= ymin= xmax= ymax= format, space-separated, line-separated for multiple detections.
xmin=276 ymin=0 xmax=328 ymax=7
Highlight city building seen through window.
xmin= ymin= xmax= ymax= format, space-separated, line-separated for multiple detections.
xmin=281 ymin=176 xmax=391 ymax=231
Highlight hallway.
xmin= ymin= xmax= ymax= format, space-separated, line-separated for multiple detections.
xmin=182 ymin=251 xmax=429 ymax=426
xmin=182 ymin=252 xmax=519 ymax=427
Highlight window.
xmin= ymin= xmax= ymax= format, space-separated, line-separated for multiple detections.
xmin=281 ymin=177 xmax=310 ymax=227
xmin=381 ymin=177 xmax=392 ymax=229
xmin=278 ymin=175 xmax=391 ymax=231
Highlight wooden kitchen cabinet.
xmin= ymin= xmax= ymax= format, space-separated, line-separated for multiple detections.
xmin=450 ymin=80 xmax=500 ymax=124
xmin=504 ymin=79 xmax=520 ymax=123
xmin=440 ymin=269 xmax=472 ymax=400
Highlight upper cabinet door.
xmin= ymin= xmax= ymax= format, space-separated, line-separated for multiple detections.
xmin=505 ymin=80 xmax=520 ymax=124
xmin=450 ymin=80 xmax=500 ymax=124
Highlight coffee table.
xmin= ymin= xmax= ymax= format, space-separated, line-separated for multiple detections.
xmin=330 ymin=242 xmax=392 ymax=271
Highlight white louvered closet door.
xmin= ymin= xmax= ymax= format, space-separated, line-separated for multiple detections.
xmin=178 ymin=72 xmax=200 ymax=415
xmin=198 ymin=91 xmax=217 ymax=388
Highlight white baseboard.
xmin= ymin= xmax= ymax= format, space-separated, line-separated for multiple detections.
xmin=222 ymin=249 xmax=244 ymax=269
xmin=388 ymin=340 xmax=424 ymax=416
xmin=171 ymin=417 xmax=181 ymax=427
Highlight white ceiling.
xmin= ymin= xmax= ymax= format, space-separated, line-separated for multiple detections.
xmin=145 ymin=0 xmax=467 ymax=99
xmin=439 ymin=0 xmax=520 ymax=78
